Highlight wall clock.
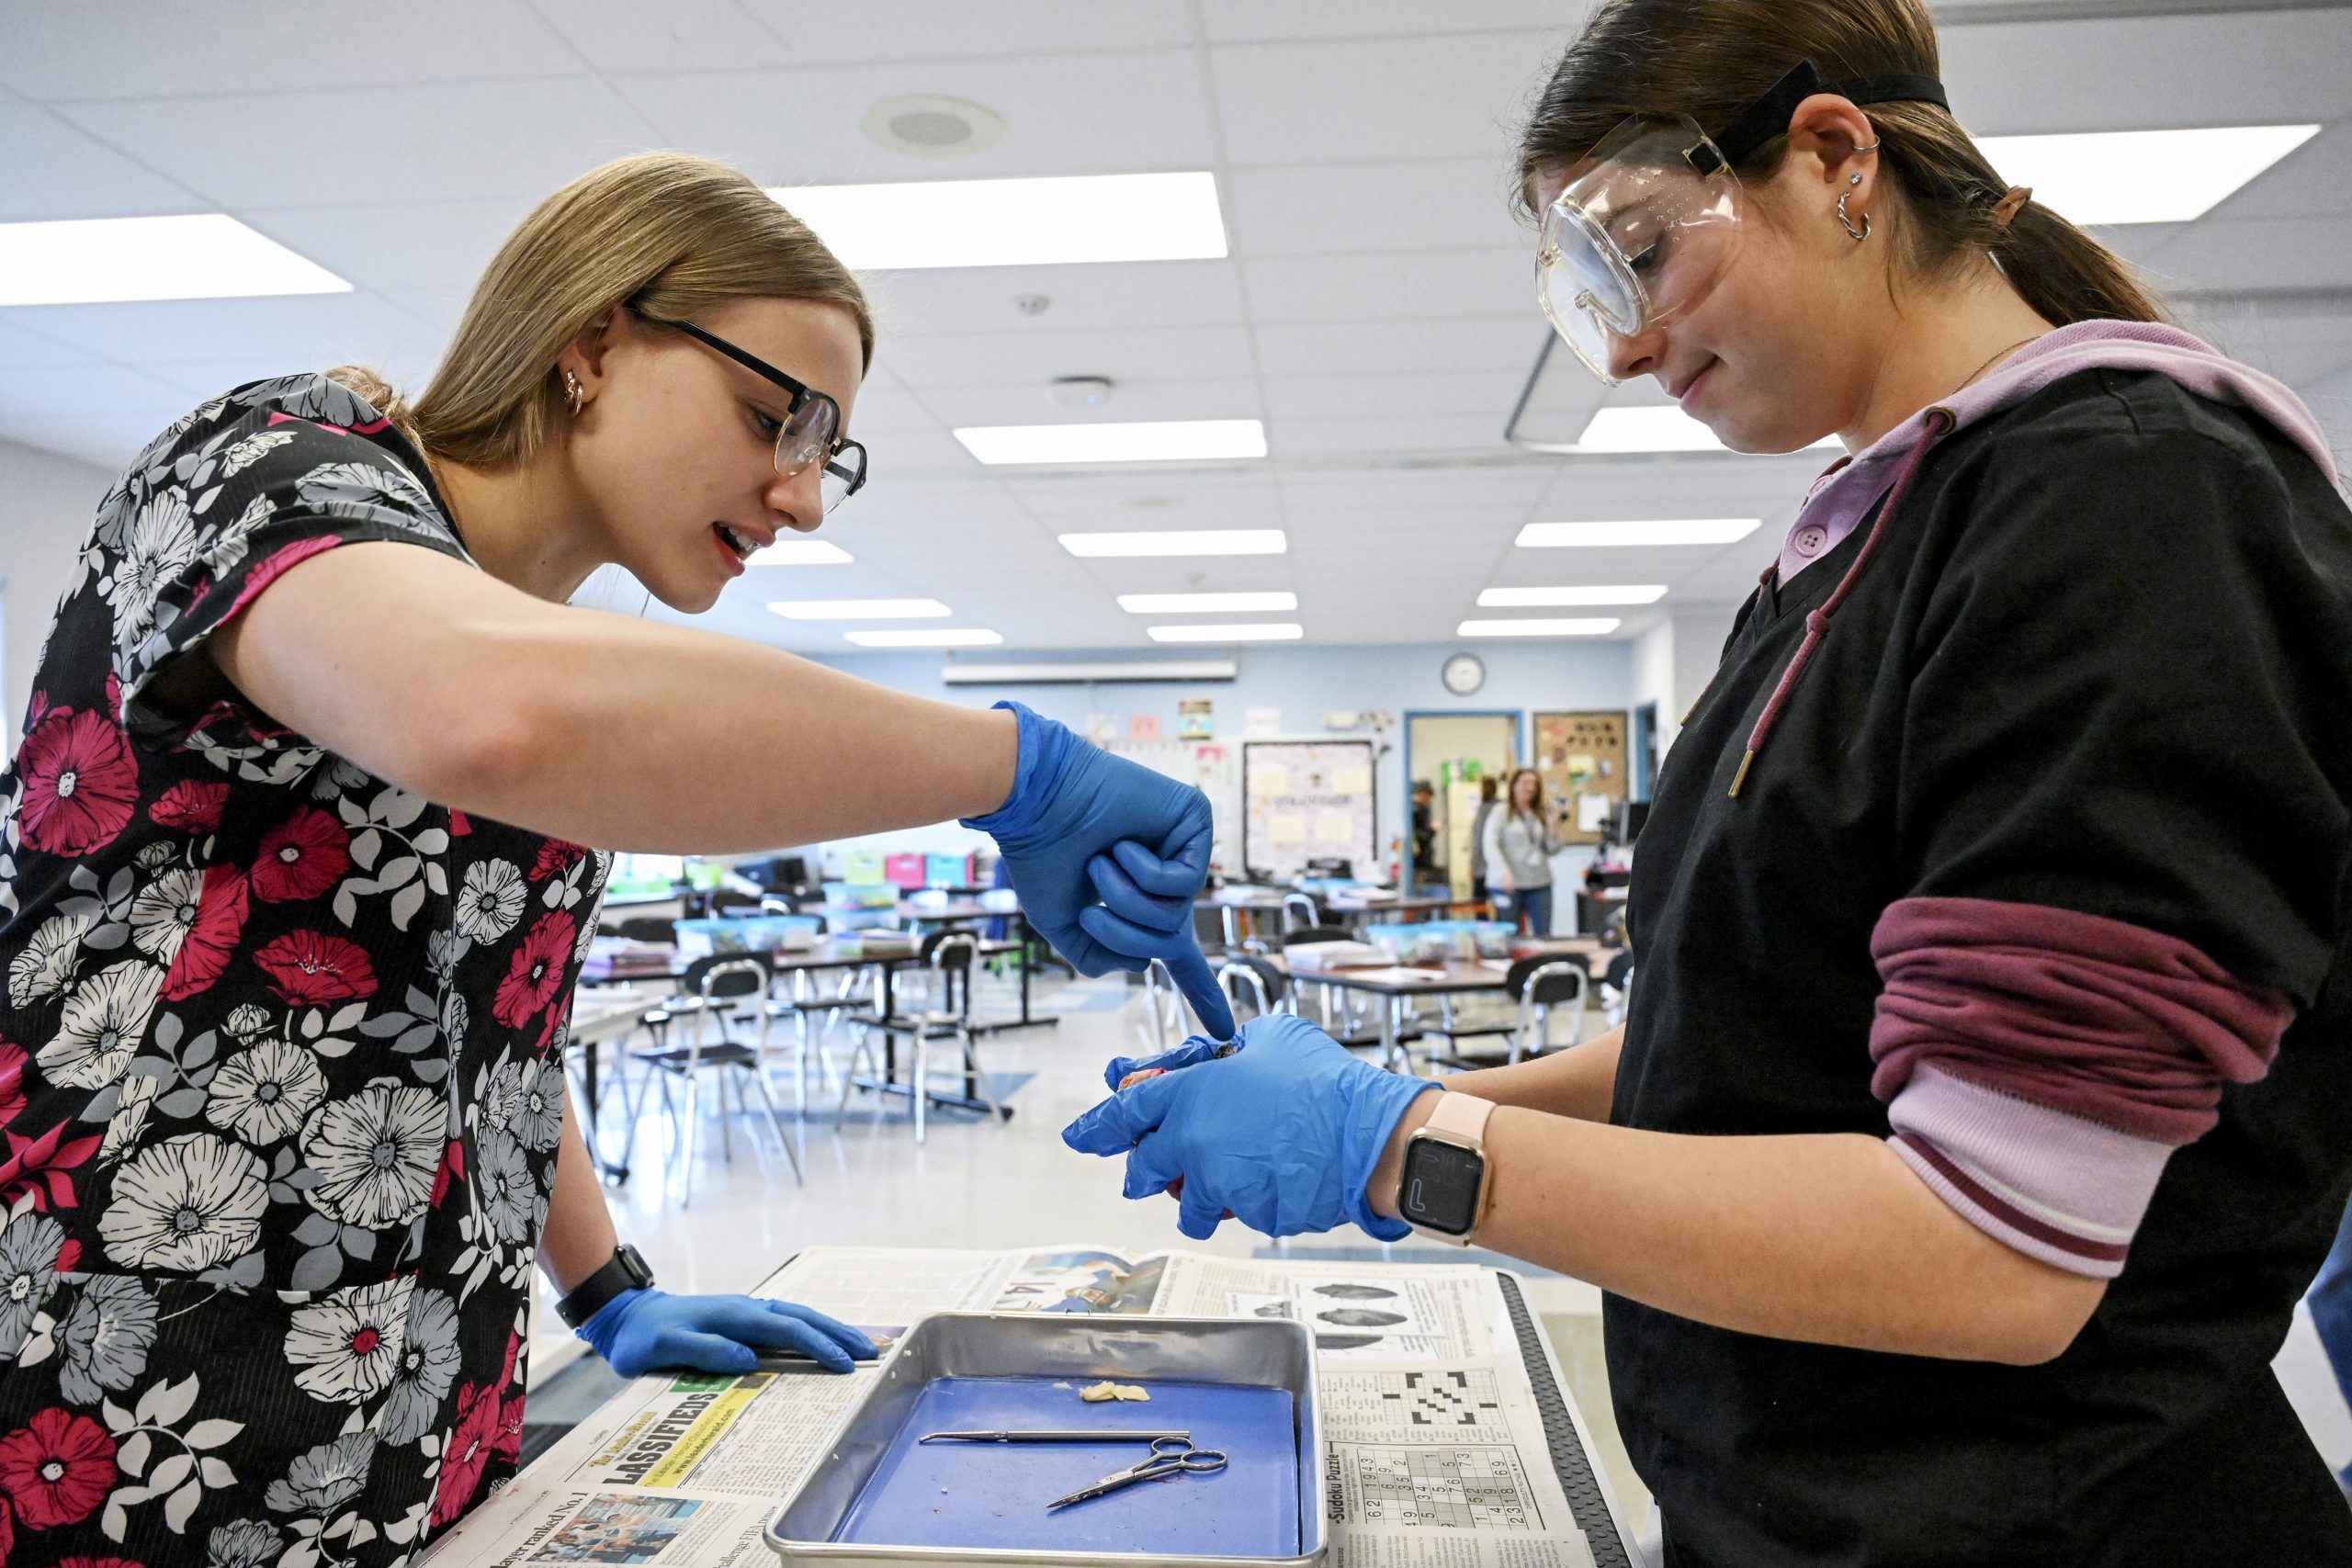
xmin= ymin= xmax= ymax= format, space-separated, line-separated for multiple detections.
xmin=1442 ymin=652 xmax=1486 ymax=696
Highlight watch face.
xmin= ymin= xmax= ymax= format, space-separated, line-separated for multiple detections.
xmin=1442 ymin=652 xmax=1485 ymax=695
xmin=1400 ymin=1137 xmax=1484 ymax=1235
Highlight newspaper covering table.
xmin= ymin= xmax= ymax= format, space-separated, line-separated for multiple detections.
xmin=421 ymin=1245 xmax=1640 ymax=1568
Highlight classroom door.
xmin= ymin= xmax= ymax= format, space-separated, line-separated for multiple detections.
xmin=1404 ymin=713 xmax=1520 ymax=897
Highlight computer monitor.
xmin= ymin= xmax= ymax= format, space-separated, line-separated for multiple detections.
xmin=1610 ymin=800 xmax=1649 ymax=844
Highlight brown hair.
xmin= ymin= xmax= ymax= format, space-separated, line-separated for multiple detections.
xmin=329 ymin=151 xmax=873 ymax=468
xmin=1505 ymin=767 xmax=1545 ymax=821
xmin=1515 ymin=0 xmax=2165 ymax=327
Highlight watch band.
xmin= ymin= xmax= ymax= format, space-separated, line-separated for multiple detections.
xmin=557 ymin=1243 xmax=654 ymax=1328
xmin=1424 ymin=1089 xmax=1497 ymax=1145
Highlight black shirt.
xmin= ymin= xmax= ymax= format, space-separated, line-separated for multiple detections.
xmin=1612 ymin=367 xmax=2352 ymax=1565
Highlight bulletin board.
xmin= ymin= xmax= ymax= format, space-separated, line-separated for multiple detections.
xmin=1532 ymin=711 xmax=1628 ymax=847
xmin=1107 ymin=739 xmax=1240 ymax=875
xmin=1241 ymin=739 xmax=1378 ymax=881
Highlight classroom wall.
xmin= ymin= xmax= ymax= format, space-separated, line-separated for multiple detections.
xmin=0 ymin=436 xmax=114 ymax=750
xmin=804 ymin=638 xmax=1633 ymax=879
xmin=1630 ymin=605 xmax=1740 ymax=765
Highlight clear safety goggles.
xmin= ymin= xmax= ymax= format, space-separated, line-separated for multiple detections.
xmin=1537 ymin=116 xmax=1746 ymax=385
xmin=1534 ymin=60 xmax=1951 ymax=385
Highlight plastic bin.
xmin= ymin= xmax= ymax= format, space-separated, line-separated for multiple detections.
xmin=673 ymin=914 xmax=822 ymax=960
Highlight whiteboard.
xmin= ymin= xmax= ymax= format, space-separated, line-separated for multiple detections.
xmin=1106 ymin=738 xmax=1241 ymax=874
xmin=1241 ymin=739 xmax=1378 ymax=881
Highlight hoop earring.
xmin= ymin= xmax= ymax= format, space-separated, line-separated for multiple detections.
xmin=562 ymin=368 xmax=585 ymax=417
xmin=1837 ymin=190 xmax=1871 ymax=243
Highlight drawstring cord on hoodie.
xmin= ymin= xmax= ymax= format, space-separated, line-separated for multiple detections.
xmin=1729 ymin=404 xmax=1958 ymax=800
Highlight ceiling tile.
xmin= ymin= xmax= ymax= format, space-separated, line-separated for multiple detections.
xmin=1241 ymin=246 xmax=1529 ymax=324
xmin=1225 ymin=158 xmax=1531 ymax=255
xmin=0 ymin=102 xmax=205 ymax=221
xmin=616 ymin=50 xmax=1216 ymax=185
xmin=51 ymin=78 xmax=668 ymax=208
xmin=1940 ymin=12 xmax=2352 ymax=133
xmin=1208 ymin=30 xmax=1562 ymax=166
xmin=0 ymin=1 xmax=576 ymax=99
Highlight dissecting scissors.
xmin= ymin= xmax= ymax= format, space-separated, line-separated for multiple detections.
xmin=1046 ymin=1434 xmax=1228 ymax=1509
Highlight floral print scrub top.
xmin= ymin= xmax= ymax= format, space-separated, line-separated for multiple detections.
xmin=0 ymin=374 xmax=610 ymax=1567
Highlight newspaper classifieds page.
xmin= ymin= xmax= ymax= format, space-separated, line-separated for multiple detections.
xmin=421 ymin=1245 xmax=1608 ymax=1567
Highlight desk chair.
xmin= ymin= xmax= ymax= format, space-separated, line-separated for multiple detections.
xmin=835 ymin=931 xmax=1004 ymax=1145
xmin=1216 ymin=955 xmax=1295 ymax=1025
xmin=620 ymin=955 xmax=799 ymax=1204
xmin=1430 ymin=956 xmax=1591 ymax=1066
xmin=1600 ymin=951 xmax=1635 ymax=1031
xmin=1281 ymin=892 xmax=1323 ymax=934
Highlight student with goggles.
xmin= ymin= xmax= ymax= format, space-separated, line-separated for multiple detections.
xmin=0 ymin=151 xmax=1231 ymax=1562
xmin=1063 ymin=2 xmax=2352 ymax=1562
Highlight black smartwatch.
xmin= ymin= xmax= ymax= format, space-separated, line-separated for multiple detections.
xmin=557 ymin=1242 xmax=655 ymax=1328
xmin=1397 ymin=1093 xmax=1496 ymax=1245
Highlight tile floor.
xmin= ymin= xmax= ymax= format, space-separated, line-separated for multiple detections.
xmin=536 ymin=968 xmax=2352 ymax=1522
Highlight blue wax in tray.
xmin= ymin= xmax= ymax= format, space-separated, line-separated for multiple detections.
xmin=832 ymin=1375 xmax=1301 ymax=1557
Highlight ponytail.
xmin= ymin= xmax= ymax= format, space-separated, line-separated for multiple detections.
xmin=1988 ymin=196 xmax=2166 ymax=327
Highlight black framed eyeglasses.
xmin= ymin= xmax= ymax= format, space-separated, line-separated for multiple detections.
xmin=631 ymin=302 xmax=869 ymax=513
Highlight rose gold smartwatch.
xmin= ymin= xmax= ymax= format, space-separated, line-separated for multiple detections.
xmin=1396 ymin=1092 xmax=1497 ymax=1246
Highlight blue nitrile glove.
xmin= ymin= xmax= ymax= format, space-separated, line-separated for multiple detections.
xmin=1061 ymin=1012 xmax=1440 ymax=1241
xmin=578 ymin=1289 xmax=876 ymax=1378
xmin=963 ymin=702 xmax=1236 ymax=1041
xmin=1101 ymin=1032 xmax=1235 ymax=1093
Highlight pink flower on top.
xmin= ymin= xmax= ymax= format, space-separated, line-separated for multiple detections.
xmin=492 ymin=911 xmax=575 ymax=1029
xmin=149 ymin=779 xmax=228 ymax=833
xmin=17 ymin=709 xmax=139 ymax=857
xmin=254 ymin=931 xmax=377 ymax=1007
xmin=250 ymin=807 xmax=348 ymax=903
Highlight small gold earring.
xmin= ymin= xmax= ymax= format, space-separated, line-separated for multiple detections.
xmin=563 ymin=369 xmax=585 ymax=417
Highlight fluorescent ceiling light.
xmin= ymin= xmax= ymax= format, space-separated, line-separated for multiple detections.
xmin=957 ymin=419 xmax=1266 ymax=466
xmin=0 ymin=214 xmax=351 ymax=306
xmin=1577 ymin=406 xmax=1839 ymax=454
xmin=1118 ymin=591 xmax=1298 ymax=614
xmin=1516 ymin=519 xmax=1759 ymax=548
xmin=769 ymin=598 xmax=950 ymax=620
xmin=844 ymin=627 xmax=1004 ymax=648
xmin=1477 ymin=585 xmax=1668 ymax=607
xmin=1458 ymin=618 xmax=1622 ymax=638
xmin=1148 ymin=623 xmax=1303 ymax=643
xmin=774 ymin=171 xmax=1227 ymax=269
xmin=1061 ymin=529 xmax=1287 ymax=558
xmin=1976 ymin=124 xmax=2318 ymax=226
xmin=748 ymin=539 xmax=853 ymax=567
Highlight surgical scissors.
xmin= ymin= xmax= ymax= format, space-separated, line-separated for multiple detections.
xmin=1047 ymin=1435 xmax=1228 ymax=1509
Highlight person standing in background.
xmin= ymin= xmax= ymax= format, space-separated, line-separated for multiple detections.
xmin=1409 ymin=780 xmax=1440 ymax=886
xmin=1468 ymin=776 xmax=1500 ymax=906
xmin=1483 ymin=768 xmax=1559 ymax=936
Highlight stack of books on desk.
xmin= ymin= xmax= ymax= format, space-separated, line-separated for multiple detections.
xmin=1283 ymin=941 xmax=1394 ymax=972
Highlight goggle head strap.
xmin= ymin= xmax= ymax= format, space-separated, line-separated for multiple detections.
xmin=1685 ymin=59 xmax=1951 ymax=176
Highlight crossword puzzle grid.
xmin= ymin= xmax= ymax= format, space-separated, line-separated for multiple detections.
xmin=1326 ymin=1369 xmax=1512 ymax=1443
xmin=1351 ymin=1446 xmax=1541 ymax=1530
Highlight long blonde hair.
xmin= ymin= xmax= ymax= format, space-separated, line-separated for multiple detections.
xmin=329 ymin=152 xmax=874 ymax=467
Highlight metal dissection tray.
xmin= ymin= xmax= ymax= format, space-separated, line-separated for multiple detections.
xmin=766 ymin=1312 xmax=1326 ymax=1568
